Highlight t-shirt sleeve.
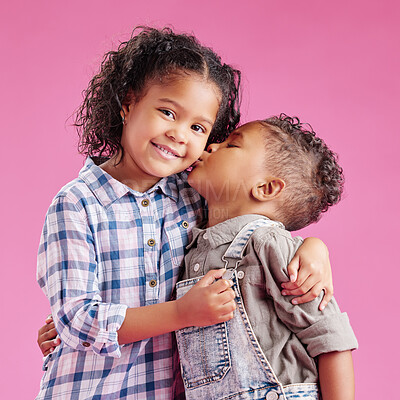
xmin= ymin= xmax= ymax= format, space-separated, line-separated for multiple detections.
xmin=253 ymin=228 xmax=358 ymax=358
xmin=37 ymin=194 xmax=127 ymax=357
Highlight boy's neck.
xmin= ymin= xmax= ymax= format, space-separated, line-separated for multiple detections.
xmin=206 ymin=201 xmax=276 ymax=227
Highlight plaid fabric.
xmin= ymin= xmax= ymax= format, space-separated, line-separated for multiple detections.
xmin=36 ymin=158 xmax=204 ymax=399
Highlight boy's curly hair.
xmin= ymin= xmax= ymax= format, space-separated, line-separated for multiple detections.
xmin=75 ymin=26 xmax=241 ymax=160
xmin=260 ymin=114 xmax=344 ymax=231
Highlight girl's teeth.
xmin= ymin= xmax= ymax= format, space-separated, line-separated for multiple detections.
xmin=156 ymin=144 xmax=177 ymax=157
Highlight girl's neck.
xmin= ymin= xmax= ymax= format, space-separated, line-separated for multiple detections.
xmin=100 ymin=155 xmax=161 ymax=192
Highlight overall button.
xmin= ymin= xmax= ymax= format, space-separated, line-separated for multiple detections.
xmin=149 ymin=279 xmax=157 ymax=287
xmin=237 ymin=270 xmax=245 ymax=279
xmin=181 ymin=220 xmax=189 ymax=229
xmin=203 ymin=232 xmax=209 ymax=240
xmin=266 ymin=391 xmax=279 ymax=400
xmin=147 ymin=239 xmax=156 ymax=247
xmin=193 ymin=263 xmax=200 ymax=272
xmin=141 ymin=199 xmax=150 ymax=207
xmin=82 ymin=342 xmax=91 ymax=347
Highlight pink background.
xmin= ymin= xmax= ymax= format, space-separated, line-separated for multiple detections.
xmin=1 ymin=0 xmax=399 ymax=398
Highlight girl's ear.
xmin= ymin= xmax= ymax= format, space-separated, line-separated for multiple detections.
xmin=120 ymin=104 xmax=130 ymax=120
xmin=251 ymin=178 xmax=285 ymax=202
xmin=120 ymin=91 xmax=135 ymax=121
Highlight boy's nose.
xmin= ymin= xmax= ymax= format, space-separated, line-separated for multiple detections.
xmin=206 ymin=143 xmax=219 ymax=153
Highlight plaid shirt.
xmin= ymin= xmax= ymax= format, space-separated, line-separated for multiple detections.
xmin=36 ymin=158 xmax=205 ymax=399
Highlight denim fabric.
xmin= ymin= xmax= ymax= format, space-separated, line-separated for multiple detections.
xmin=176 ymin=219 xmax=320 ymax=400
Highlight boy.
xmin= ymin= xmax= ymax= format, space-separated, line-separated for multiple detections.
xmin=175 ymin=114 xmax=358 ymax=400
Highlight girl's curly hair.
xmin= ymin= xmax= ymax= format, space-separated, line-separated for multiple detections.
xmin=260 ymin=114 xmax=344 ymax=231
xmin=74 ymin=26 xmax=241 ymax=160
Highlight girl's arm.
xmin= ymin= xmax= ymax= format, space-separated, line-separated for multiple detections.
xmin=38 ymin=195 xmax=235 ymax=356
xmin=318 ymin=351 xmax=355 ymax=400
xmin=281 ymin=237 xmax=333 ymax=310
xmin=117 ymin=269 xmax=235 ymax=344
xmin=38 ymin=271 xmax=235 ymax=352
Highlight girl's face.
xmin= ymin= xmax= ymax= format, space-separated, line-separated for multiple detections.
xmin=117 ymin=73 xmax=221 ymax=191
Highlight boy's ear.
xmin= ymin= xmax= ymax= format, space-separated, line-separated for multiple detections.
xmin=251 ymin=178 xmax=285 ymax=202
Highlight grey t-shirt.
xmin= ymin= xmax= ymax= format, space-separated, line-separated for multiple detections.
xmin=180 ymin=214 xmax=358 ymax=385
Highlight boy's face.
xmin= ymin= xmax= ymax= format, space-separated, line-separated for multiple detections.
xmin=188 ymin=122 xmax=269 ymax=204
xmin=119 ymin=73 xmax=220 ymax=190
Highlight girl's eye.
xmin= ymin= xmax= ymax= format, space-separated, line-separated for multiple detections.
xmin=227 ymin=143 xmax=238 ymax=148
xmin=160 ymin=109 xmax=174 ymax=119
xmin=191 ymin=124 xmax=206 ymax=134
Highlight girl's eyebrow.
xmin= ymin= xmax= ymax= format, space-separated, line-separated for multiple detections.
xmin=158 ymin=97 xmax=214 ymax=126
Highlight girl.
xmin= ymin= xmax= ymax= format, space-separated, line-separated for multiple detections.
xmin=36 ymin=26 xmax=333 ymax=399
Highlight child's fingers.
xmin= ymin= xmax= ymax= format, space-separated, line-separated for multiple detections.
xmin=43 ymin=348 xmax=54 ymax=357
xmin=286 ymin=255 xmax=300 ymax=283
xmin=217 ymin=287 xmax=236 ymax=305
xmin=196 ymin=269 xmax=226 ymax=287
xmin=282 ymin=274 xmax=319 ymax=297
xmin=290 ymin=282 xmax=325 ymax=305
xmin=43 ymin=327 xmax=59 ymax=342
xmin=218 ymin=310 xmax=235 ymax=322
xmin=45 ymin=314 xmax=53 ymax=324
xmin=38 ymin=321 xmax=55 ymax=337
xmin=39 ymin=337 xmax=60 ymax=355
xmin=319 ymin=287 xmax=333 ymax=311
xmin=211 ymin=278 xmax=234 ymax=294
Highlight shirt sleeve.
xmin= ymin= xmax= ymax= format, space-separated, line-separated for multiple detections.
xmin=253 ymin=228 xmax=358 ymax=358
xmin=37 ymin=193 xmax=128 ymax=357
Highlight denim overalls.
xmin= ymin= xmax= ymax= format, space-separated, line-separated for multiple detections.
xmin=175 ymin=219 xmax=320 ymax=400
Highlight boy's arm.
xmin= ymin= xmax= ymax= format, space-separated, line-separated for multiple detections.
xmin=253 ymin=229 xmax=357 ymax=358
xmin=318 ymin=351 xmax=355 ymax=400
xmin=282 ymin=237 xmax=333 ymax=310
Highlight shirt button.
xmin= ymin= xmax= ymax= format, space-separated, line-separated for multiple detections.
xmin=266 ymin=391 xmax=279 ymax=400
xmin=193 ymin=263 xmax=200 ymax=272
xmin=141 ymin=199 xmax=149 ymax=207
xmin=237 ymin=270 xmax=245 ymax=279
xmin=203 ymin=232 xmax=209 ymax=240
xmin=149 ymin=279 xmax=157 ymax=287
xmin=82 ymin=342 xmax=91 ymax=347
xmin=147 ymin=238 xmax=156 ymax=247
xmin=181 ymin=220 xmax=189 ymax=229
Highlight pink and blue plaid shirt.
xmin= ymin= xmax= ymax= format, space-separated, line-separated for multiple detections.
xmin=36 ymin=158 xmax=205 ymax=399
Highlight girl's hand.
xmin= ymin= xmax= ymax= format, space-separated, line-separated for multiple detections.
xmin=281 ymin=237 xmax=333 ymax=310
xmin=37 ymin=315 xmax=61 ymax=356
xmin=176 ymin=269 xmax=236 ymax=328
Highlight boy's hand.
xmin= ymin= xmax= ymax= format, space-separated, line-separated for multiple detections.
xmin=37 ymin=315 xmax=61 ymax=356
xmin=177 ymin=269 xmax=236 ymax=328
xmin=281 ymin=237 xmax=333 ymax=310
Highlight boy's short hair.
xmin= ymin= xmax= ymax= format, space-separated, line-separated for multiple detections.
xmin=260 ymin=114 xmax=344 ymax=231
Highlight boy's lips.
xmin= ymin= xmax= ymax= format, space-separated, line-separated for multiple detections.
xmin=152 ymin=142 xmax=182 ymax=158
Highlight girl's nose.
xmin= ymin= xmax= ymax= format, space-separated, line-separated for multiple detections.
xmin=167 ymin=127 xmax=188 ymax=144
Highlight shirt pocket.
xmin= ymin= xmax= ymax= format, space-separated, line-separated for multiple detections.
xmin=164 ymin=215 xmax=198 ymax=268
xmin=175 ymin=278 xmax=231 ymax=389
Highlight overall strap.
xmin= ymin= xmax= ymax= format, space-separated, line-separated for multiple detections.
xmin=222 ymin=218 xmax=284 ymax=269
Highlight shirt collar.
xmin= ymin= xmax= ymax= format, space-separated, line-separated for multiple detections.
xmin=79 ymin=158 xmax=181 ymax=207
xmin=187 ymin=214 xmax=271 ymax=250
